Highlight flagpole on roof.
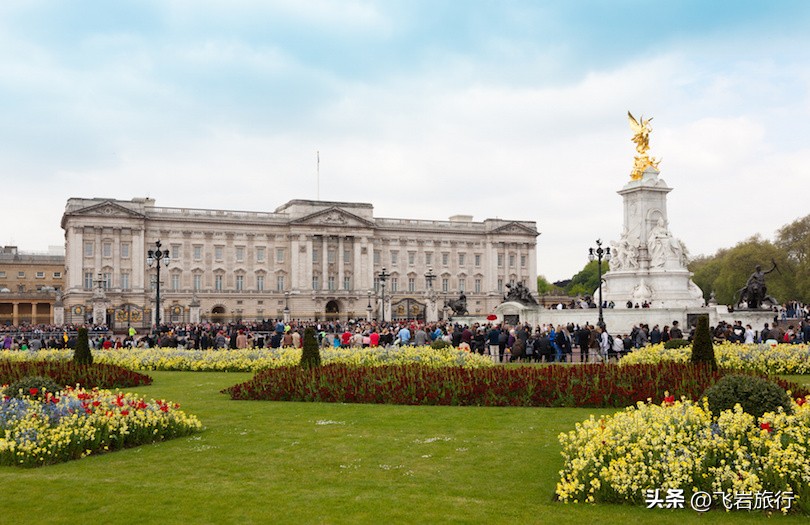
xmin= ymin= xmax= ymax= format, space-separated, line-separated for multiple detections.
xmin=316 ymin=150 xmax=320 ymax=201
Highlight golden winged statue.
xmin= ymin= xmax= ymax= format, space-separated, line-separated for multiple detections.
xmin=627 ymin=111 xmax=660 ymax=180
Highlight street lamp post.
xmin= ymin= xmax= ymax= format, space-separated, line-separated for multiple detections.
xmin=146 ymin=240 xmax=171 ymax=331
xmin=377 ymin=267 xmax=390 ymax=322
xmin=588 ymin=239 xmax=611 ymax=329
xmin=283 ymin=291 xmax=290 ymax=323
xmin=366 ymin=290 xmax=373 ymax=321
xmin=424 ymin=266 xmax=436 ymax=292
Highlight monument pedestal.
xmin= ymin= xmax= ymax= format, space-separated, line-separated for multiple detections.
xmin=602 ymin=166 xmax=704 ymax=308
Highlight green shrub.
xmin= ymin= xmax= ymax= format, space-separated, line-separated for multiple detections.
xmin=690 ymin=316 xmax=716 ymax=370
xmin=4 ymin=376 xmax=63 ymax=400
xmin=704 ymin=374 xmax=792 ymax=418
xmin=430 ymin=339 xmax=451 ymax=350
xmin=73 ymin=327 xmax=93 ymax=366
xmin=664 ymin=338 xmax=690 ymax=349
xmin=299 ymin=327 xmax=321 ymax=368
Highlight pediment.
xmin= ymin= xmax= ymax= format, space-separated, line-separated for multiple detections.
xmin=490 ymin=222 xmax=538 ymax=236
xmin=291 ymin=207 xmax=375 ymax=228
xmin=70 ymin=200 xmax=146 ymax=219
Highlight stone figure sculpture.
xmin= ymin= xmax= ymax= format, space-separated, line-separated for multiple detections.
xmin=444 ymin=293 xmax=468 ymax=316
xmin=647 ymin=218 xmax=682 ymax=268
xmin=737 ymin=261 xmax=780 ymax=309
xmin=503 ymin=282 xmax=538 ymax=305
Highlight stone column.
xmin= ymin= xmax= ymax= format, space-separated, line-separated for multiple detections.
xmin=53 ymin=305 xmax=65 ymax=325
xmin=322 ymin=235 xmax=328 ymax=290
xmin=353 ymin=237 xmax=362 ymax=290
xmin=304 ymin=236 xmax=313 ymax=290
xmin=359 ymin=237 xmax=368 ymax=291
xmin=12 ymin=302 xmax=19 ymax=326
xmin=290 ymin=236 xmax=300 ymax=289
xmin=69 ymin=227 xmax=84 ymax=293
xmin=338 ymin=236 xmax=345 ymax=289
xmin=31 ymin=302 xmax=38 ymax=325
xmin=487 ymin=241 xmax=498 ymax=293
xmin=189 ymin=298 xmax=201 ymax=323
xmin=425 ymin=294 xmax=438 ymax=322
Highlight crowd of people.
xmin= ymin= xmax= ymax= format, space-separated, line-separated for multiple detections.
xmin=1 ymin=315 xmax=809 ymax=363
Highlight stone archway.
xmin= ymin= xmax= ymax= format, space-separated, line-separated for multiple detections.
xmin=325 ymin=300 xmax=340 ymax=321
xmin=211 ymin=305 xmax=227 ymax=323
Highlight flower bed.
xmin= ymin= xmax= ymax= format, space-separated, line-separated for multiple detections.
xmin=0 ymin=361 xmax=152 ymax=389
xmin=222 ymin=362 xmax=808 ymax=406
xmin=0 ymin=387 xmax=202 ymax=467
xmin=0 ymin=346 xmax=491 ymax=372
xmin=621 ymin=342 xmax=810 ymax=375
xmin=557 ymin=396 xmax=810 ymax=513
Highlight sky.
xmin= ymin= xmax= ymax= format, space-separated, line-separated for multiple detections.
xmin=2 ymin=0 xmax=810 ymax=281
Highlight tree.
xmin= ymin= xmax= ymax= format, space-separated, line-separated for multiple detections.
xmin=299 ymin=327 xmax=321 ymax=368
xmin=776 ymin=214 xmax=810 ymax=301
xmin=73 ymin=327 xmax=93 ymax=366
xmin=536 ymin=275 xmax=557 ymax=295
xmin=688 ymin=236 xmax=795 ymax=305
xmin=564 ymin=260 xmax=600 ymax=297
xmin=690 ymin=315 xmax=716 ymax=370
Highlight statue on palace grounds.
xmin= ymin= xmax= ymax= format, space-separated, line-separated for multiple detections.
xmin=610 ymin=227 xmax=641 ymax=271
xmin=444 ymin=293 xmax=468 ymax=316
xmin=628 ymin=111 xmax=661 ymax=180
xmin=503 ymin=281 xmax=538 ymax=305
xmin=737 ymin=261 xmax=780 ymax=309
xmin=647 ymin=218 xmax=683 ymax=269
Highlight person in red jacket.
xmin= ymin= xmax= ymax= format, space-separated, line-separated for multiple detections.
xmin=369 ymin=329 xmax=380 ymax=347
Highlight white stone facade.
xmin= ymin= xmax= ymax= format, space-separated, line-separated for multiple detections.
xmin=60 ymin=198 xmax=538 ymax=327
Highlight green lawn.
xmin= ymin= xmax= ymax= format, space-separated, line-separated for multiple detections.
xmin=1 ymin=371 xmax=806 ymax=524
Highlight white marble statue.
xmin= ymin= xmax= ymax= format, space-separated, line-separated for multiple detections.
xmin=647 ymin=218 xmax=682 ymax=268
xmin=609 ymin=227 xmax=640 ymax=271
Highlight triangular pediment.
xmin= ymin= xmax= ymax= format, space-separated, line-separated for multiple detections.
xmin=70 ymin=200 xmax=147 ymax=219
xmin=490 ymin=222 xmax=538 ymax=236
xmin=291 ymin=207 xmax=375 ymax=228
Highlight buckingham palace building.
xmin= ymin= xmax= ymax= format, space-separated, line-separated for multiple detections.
xmin=60 ymin=197 xmax=539 ymax=327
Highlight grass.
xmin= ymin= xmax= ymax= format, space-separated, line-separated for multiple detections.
xmin=1 ymin=371 xmax=807 ymax=524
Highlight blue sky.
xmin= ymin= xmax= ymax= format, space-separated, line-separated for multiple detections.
xmin=2 ymin=1 xmax=810 ymax=281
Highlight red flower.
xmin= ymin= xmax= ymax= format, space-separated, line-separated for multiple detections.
xmin=120 ymin=410 xmax=129 ymax=416
xmin=92 ymin=400 xmax=101 ymax=407
xmin=50 ymin=396 xmax=60 ymax=404
xmin=797 ymin=398 xmax=806 ymax=406
xmin=160 ymin=405 xmax=169 ymax=412
xmin=29 ymin=387 xmax=39 ymax=396
xmin=664 ymin=395 xmax=675 ymax=405
xmin=760 ymin=422 xmax=772 ymax=433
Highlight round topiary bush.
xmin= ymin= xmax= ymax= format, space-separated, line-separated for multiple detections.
xmin=664 ymin=338 xmax=690 ymax=349
xmin=704 ymin=374 xmax=792 ymax=418
xmin=4 ymin=376 xmax=63 ymax=400
xmin=430 ymin=339 xmax=451 ymax=349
